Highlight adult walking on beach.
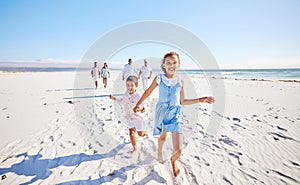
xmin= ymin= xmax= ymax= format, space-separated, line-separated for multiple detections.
xmin=91 ymin=62 xmax=101 ymax=89
xmin=138 ymin=59 xmax=152 ymax=91
xmin=101 ymin=62 xmax=110 ymax=88
xmin=122 ymin=58 xmax=136 ymax=80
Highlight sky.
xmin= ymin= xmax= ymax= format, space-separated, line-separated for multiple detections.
xmin=0 ymin=0 xmax=299 ymax=69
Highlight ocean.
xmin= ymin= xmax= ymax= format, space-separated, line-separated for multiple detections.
xmin=179 ymin=68 xmax=300 ymax=80
xmin=1 ymin=66 xmax=300 ymax=81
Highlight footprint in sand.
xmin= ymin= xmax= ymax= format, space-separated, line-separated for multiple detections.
xmin=269 ymin=170 xmax=300 ymax=184
xmin=290 ymin=161 xmax=300 ymax=166
xmin=284 ymin=117 xmax=295 ymax=123
xmin=219 ymin=135 xmax=239 ymax=147
xmin=252 ymin=114 xmax=258 ymax=118
xmin=223 ymin=176 xmax=234 ymax=185
xmin=277 ymin=126 xmax=288 ymax=132
xmin=1 ymin=175 xmax=7 ymax=180
xmin=228 ymin=152 xmax=243 ymax=166
xmin=233 ymin=123 xmax=246 ymax=130
xmin=232 ymin=117 xmax=241 ymax=122
xmin=212 ymin=143 xmax=221 ymax=149
xmin=60 ymin=141 xmax=76 ymax=149
xmin=131 ymin=166 xmax=167 ymax=184
xmin=256 ymin=119 xmax=267 ymax=123
xmin=49 ymin=135 xmax=54 ymax=142
xmin=268 ymin=132 xmax=296 ymax=142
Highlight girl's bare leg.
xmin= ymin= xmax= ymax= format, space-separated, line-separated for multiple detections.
xmin=158 ymin=132 xmax=167 ymax=163
xmin=103 ymin=78 xmax=107 ymax=88
xmin=129 ymin=128 xmax=137 ymax=153
xmin=171 ymin=132 xmax=183 ymax=177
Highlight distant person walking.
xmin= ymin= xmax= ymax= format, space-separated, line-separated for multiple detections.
xmin=91 ymin=62 xmax=100 ymax=89
xmin=101 ymin=62 xmax=110 ymax=88
xmin=138 ymin=59 xmax=152 ymax=91
xmin=122 ymin=58 xmax=136 ymax=80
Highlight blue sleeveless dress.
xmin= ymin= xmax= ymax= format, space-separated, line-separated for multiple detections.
xmin=153 ymin=74 xmax=184 ymax=136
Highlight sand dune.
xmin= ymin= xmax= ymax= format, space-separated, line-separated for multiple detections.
xmin=0 ymin=71 xmax=300 ymax=184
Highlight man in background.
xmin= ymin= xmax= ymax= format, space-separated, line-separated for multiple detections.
xmin=122 ymin=58 xmax=136 ymax=80
xmin=91 ymin=62 xmax=101 ymax=89
xmin=138 ymin=59 xmax=152 ymax=91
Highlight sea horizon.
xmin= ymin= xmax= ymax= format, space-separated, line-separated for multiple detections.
xmin=1 ymin=66 xmax=300 ymax=81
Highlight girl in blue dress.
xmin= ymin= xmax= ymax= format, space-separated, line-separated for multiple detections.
xmin=101 ymin=63 xmax=110 ymax=88
xmin=133 ymin=51 xmax=214 ymax=177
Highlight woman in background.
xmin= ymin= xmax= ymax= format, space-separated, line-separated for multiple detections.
xmin=101 ymin=63 xmax=110 ymax=88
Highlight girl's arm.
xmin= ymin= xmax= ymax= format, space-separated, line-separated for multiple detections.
xmin=180 ymin=80 xmax=214 ymax=105
xmin=133 ymin=76 xmax=158 ymax=112
xmin=110 ymin=94 xmax=126 ymax=104
xmin=109 ymin=94 xmax=116 ymax=100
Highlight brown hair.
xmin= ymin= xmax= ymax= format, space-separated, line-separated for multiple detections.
xmin=126 ymin=75 xmax=138 ymax=86
xmin=161 ymin=51 xmax=180 ymax=73
xmin=103 ymin=62 xmax=108 ymax=68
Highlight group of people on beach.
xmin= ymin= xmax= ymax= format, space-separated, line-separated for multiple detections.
xmin=91 ymin=58 xmax=153 ymax=91
xmin=91 ymin=62 xmax=110 ymax=89
xmin=93 ymin=52 xmax=214 ymax=177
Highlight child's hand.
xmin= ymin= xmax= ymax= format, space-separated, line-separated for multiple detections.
xmin=133 ymin=106 xmax=139 ymax=113
xmin=201 ymin=96 xmax=215 ymax=104
xmin=109 ymin=94 xmax=115 ymax=100
xmin=133 ymin=105 xmax=144 ymax=113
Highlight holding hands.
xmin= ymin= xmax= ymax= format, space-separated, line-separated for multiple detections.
xmin=199 ymin=96 xmax=215 ymax=104
xmin=133 ymin=105 xmax=145 ymax=113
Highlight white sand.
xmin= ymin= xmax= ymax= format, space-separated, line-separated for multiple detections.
xmin=0 ymin=71 xmax=300 ymax=184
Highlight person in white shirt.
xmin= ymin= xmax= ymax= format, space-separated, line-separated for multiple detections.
xmin=138 ymin=59 xmax=152 ymax=91
xmin=91 ymin=62 xmax=101 ymax=89
xmin=122 ymin=58 xmax=136 ymax=80
xmin=110 ymin=75 xmax=146 ymax=154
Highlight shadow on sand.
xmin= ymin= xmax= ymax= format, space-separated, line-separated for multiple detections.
xmin=63 ymin=93 xmax=123 ymax=100
xmin=0 ymin=142 xmax=167 ymax=184
xmin=0 ymin=143 xmax=127 ymax=184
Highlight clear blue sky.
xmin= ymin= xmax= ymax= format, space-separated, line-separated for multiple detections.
xmin=0 ymin=0 xmax=299 ymax=68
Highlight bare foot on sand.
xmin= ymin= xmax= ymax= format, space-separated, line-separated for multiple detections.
xmin=130 ymin=147 xmax=138 ymax=154
xmin=171 ymin=159 xmax=180 ymax=177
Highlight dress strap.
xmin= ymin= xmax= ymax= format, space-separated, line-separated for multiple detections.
xmin=156 ymin=74 xmax=162 ymax=84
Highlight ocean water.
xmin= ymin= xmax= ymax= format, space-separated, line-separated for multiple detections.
xmin=1 ymin=66 xmax=300 ymax=80
xmin=179 ymin=68 xmax=300 ymax=80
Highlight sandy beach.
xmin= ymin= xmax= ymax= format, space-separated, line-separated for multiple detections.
xmin=0 ymin=70 xmax=300 ymax=184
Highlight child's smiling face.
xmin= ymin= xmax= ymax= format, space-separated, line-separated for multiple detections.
xmin=126 ymin=80 xmax=137 ymax=94
xmin=163 ymin=55 xmax=180 ymax=75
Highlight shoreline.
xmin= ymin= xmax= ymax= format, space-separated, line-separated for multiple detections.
xmin=1 ymin=70 xmax=300 ymax=83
